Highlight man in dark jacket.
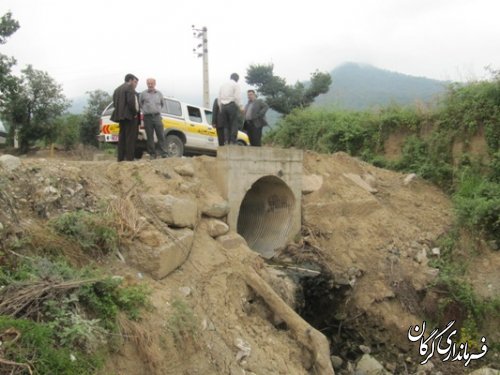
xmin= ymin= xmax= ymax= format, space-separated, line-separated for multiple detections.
xmin=243 ymin=90 xmax=268 ymax=146
xmin=211 ymin=98 xmax=225 ymax=146
xmin=111 ymin=73 xmax=139 ymax=161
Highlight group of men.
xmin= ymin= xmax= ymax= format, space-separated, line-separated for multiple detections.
xmin=110 ymin=72 xmax=269 ymax=162
xmin=213 ymin=73 xmax=269 ymax=147
xmin=111 ymin=73 xmax=169 ymax=162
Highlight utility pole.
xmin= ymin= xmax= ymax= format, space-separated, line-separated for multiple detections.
xmin=192 ymin=25 xmax=209 ymax=108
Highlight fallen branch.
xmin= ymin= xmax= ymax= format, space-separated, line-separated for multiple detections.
xmin=243 ymin=268 xmax=335 ymax=375
xmin=0 ymin=357 xmax=33 ymax=375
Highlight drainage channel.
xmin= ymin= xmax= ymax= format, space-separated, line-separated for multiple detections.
xmin=237 ymin=175 xmax=295 ymax=259
xmin=236 ymin=176 xmax=384 ymax=372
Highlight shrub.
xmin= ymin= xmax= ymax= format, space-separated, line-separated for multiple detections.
xmin=453 ymin=168 xmax=500 ymax=242
xmin=393 ymin=135 xmax=454 ymax=189
xmin=0 ymin=316 xmax=103 ymax=375
xmin=55 ymin=114 xmax=81 ymax=150
xmin=0 ymin=257 xmax=150 ymax=373
xmin=50 ymin=211 xmax=118 ymax=256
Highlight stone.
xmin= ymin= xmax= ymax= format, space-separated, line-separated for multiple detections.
xmin=174 ymin=163 xmax=195 ymax=177
xmin=178 ymin=181 xmax=199 ymax=193
xmin=0 ymin=222 xmax=3 ymax=232
xmin=362 ymin=173 xmax=378 ymax=189
xmin=134 ymin=228 xmax=194 ymax=280
xmin=201 ymin=218 xmax=229 ymax=238
xmin=385 ymin=362 xmax=396 ymax=373
xmin=359 ymin=344 xmax=371 ymax=354
xmin=343 ymin=173 xmax=378 ymax=194
xmin=234 ymin=338 xmax=251 ymax=362
xmin=356 ymin=354 xmax=391 ymax=375
xmin=468 ymin=368 xmax=500 ymax=375
xmin=144 ymin=194 xmax=198 ymax=228
xmin=138 ymin=229 xmax=163 ymax=247
xmin=202 ymin=199 xmax=230 ymax=219
xmin=216 ymin=232 xmax=248 ymax=249
xmin=330 ymin=355 xmax=343 ymax=370
xmin=419 ymin=361 xmax=434 ymax=374
xmin=202 ymin=318 xmax=216 ymax=331
xmin=404 ymin=173 xmax=418 ymax=186
xmin=0 ymin=154 xmax=21 ymax=171
xmin=431 ymin=247 xmax=441 ymax=256
xmin=415 ymin=248 xmax=428 ymax=264
xmin=488 ymin=240 xmax=498 ymax=251
xmin=178 ymin=286 xmax=192 ymax=297
xmin=302 ymin=174 xmax=323 ymax=194
xmin=42 ymin=186 xmax=61 ymax=203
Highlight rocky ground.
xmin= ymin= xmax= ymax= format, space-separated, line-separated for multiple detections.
xmin=0 ymin=148 xmax=498 ymax=375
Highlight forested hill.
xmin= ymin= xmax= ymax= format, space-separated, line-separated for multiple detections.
xmin=314 ymin=62 xmax=448 ymax=109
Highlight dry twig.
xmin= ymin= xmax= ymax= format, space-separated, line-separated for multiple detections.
xmin=0 ymin=278 xmax=102 ymax=319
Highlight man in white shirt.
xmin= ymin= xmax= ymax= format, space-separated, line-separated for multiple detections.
xmin=218 ymin=73 xmax=242 ymax=145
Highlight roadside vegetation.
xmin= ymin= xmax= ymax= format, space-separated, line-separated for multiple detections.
xmin=265 ymin=70 xmax=500 ymax=345
xmin=0 ymin=209 xmax=150 ymax=374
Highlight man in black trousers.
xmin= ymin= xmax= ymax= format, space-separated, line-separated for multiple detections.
xmin=218 ymin=73 xmax=242 ymax=145
xmin=111 ymin=73 xmax=139 ymax=161
xmin=211 ymin=98 xmax=225 ymax=146
xmin=243 ymin=89 xmax=269 ymax=146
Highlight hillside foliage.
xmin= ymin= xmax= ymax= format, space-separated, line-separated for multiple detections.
xmin=267 ymin=73 xmax=500 ymax=242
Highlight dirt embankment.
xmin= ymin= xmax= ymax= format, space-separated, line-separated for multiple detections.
xmin=0 ymin=150 xmax=498 ymax=375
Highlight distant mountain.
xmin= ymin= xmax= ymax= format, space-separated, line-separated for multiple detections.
xmin=68 ymin=96 xmax=87 ymax=114
xmin=314 ymin=63 xmax=449 ymax=110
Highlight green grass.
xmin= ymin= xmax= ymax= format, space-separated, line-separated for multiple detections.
xmin=0 ymin=257 xmax=151 ymax=374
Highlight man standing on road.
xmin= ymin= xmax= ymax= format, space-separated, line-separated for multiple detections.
xmin=111 ymin=73 xmax=139 ymax=162
xmin=211 ymin=97 xmax=225 ymax=146
xmin=218 ymin=73 xmax=242 ymax=145
xmin=140 ymin=78 xmax=168 ymax=159
xmin=243 ymin=90 xmax=268 ymax=146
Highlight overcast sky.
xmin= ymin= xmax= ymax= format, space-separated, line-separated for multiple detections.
xmin=1 ymin=0 xmax=499 ymax=106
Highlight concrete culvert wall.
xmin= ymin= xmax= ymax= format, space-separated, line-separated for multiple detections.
xmin=237 ymin=176 xmax=295 ymax=258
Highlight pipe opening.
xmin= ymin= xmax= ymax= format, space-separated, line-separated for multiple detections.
xmin=237 ymin=176 xmax=295 ymax=258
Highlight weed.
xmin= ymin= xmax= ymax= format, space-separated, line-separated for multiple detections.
xmin=453 ymin=167 xmax=500 ymax=242
xmin=49 ymin=210 xmax=119 ymax=256
xmin=0 ymin=316 xmax=103 ymax=375
xmin=0 ymin=257 xmax=151 ymax=373
xmin=166 ymin=298 xmax=199 ymax=344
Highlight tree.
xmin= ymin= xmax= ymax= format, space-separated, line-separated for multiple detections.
xmin=80 ymin=90 xmax=111 ymax=146
xmin=55 ymin=114 xmax=81 ymax=150
xmin=245 ymin=64 xmax=332 ymax=115
xmin=0 ymin=12 xmax=20 ymax=109
xmin=3 ymin=65 xmax=70 ymax=152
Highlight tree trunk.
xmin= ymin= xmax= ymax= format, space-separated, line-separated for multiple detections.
xmin=243 ymin=268 xmax=335 ymax=375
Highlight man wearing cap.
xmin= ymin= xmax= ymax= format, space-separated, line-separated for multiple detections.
xmin=140 ymin=78 xmax=168 ymax=159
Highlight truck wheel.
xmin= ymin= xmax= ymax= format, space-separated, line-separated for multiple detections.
xmin=165 ymin=135 xmax=184 ymax=157
xmin=237 ymin=140 xmax=247 ymax=146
